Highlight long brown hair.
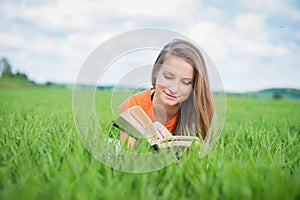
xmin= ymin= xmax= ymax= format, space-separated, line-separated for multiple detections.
xmin=152 ymin=39 xmax=214 ymax=139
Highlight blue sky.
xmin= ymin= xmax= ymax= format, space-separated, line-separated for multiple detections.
xmin=0 ymin=0 xmax=299 ymax=92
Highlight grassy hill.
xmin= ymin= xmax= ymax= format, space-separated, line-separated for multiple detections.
xmin=256 ymin=88 xmax=300 ymax=99
xmin=0 ymin=74 xmax=38 ymax=87
xmin=0 ymin=74 xmax=71 ymax=89
xmin=227 ymin=88 xmax=300 ymax=100
xmin=1 ymin=75 xmax=299 ymax=101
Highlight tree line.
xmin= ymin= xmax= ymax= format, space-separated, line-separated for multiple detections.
xmin=0 ymin=57 xmax=29 ymax=80
xmin=0 ymin=57 xmax=284 ymax=99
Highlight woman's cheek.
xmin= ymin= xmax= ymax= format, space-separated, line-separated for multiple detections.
xmin=179 ymin=84 xmax=193 ymax=95
xmin=156 ymin=75 xmax=172 ymax=87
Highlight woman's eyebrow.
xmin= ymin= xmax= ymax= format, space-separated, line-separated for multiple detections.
xmin=182 ymin=77 xmax=193 ymax=81
xmin=163 ymin=69 xmax=174 ymax=74
xmin=163 ymin=67 xmax=193 ymax=80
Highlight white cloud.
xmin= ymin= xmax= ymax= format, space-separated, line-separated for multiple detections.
xmin=2 ymin=0 xmax=196 ymax=31
xmin=0 ymin=33 xmax=27 ymax=49
xmin=187 ymin=12 xmax=290 ymax=60
xmin=233 ymin=12 xmax=290 ymax=57
xmin=185 ymin=9 xmax=295 ymax=92
xmin=234 ymin=13 xmax=267 ymax=41
xmin=0 ymin=0 xmax=299 ymax=91
xmin=3 ymin=2 xmax=94 ymax=30
xmin=240 ymin=0 xmax=300 ymax=20
xmin=111 ymin=0 xmax=195 ymax=18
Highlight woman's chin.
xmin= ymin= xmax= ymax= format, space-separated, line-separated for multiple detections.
xmin=161 ymin=97 xmax=179 ymax=108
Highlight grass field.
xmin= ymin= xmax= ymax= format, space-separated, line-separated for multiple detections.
xmin=0 ymin=86 xmax=299 ymax=200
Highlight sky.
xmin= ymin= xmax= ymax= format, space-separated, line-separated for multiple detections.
xmin=0 ymin=0 xmax=299 ymax=92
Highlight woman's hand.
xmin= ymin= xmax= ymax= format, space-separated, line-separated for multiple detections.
xmin=120 ymin=130 xmax=137 ymax=149
xmin=152 ymin=121 xmax=173 ymax=140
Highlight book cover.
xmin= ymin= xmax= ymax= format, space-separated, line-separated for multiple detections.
xmin=115 ymin=105 xmax=200 ymax=148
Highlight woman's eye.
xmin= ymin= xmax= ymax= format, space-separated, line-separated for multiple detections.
xmin=182 ymin=81 xmax=192 ymax=85
xmin=163 ymin=74 xmax=173 ymax=79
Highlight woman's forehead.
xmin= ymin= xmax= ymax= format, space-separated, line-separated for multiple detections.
xmin=161 ymin=55 xmax=194 ymax=79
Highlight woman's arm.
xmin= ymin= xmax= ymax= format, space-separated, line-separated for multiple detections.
xmin=120 ymin=130 xmax=138 ymax=149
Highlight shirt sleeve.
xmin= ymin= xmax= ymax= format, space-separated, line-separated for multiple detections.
xmin=118 ymin=95 xmax=138 ymax=112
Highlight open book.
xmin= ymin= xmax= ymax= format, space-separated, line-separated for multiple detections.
xmin=114 ymin=105 xmax=200 ymax=149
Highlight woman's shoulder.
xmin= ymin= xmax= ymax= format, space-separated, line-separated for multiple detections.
xmin=119 ymin=88 xmax=154 ymax=112
xmin=132 ymin=88 xmax=153 ymax=100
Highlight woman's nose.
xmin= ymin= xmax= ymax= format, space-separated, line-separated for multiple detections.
xmin=168 ymin=81 xmax=179 ymax=94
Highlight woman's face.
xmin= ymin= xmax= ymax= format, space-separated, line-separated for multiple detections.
xmin=154 ymin=55 xmax=194 ymax=110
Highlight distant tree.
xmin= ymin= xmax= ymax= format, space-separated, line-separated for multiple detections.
xmin=45 ymin=81 xmax=53 ymax=86
xmin=0 ymin=57 xmax=12 ymax=76
xmin=273 ymin=91 xmax=283 ymax=99
xmin=16 ymin=71 xmax=28 ymax=79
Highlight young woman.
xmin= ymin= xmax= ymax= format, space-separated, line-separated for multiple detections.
xmin=119 ymin=39 xmax=214 ymax=148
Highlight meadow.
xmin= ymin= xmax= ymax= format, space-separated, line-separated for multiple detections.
xmin=0 ymin=86 xmax=299 ymax=200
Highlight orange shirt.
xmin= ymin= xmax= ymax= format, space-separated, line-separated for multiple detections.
xmin=119 ymin=88 xmax=177 ymax=134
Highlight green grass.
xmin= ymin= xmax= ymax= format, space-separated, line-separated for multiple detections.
xmin=0 ymin=86 xmax=299 ymax=200
xmin=0 ymin=74 xmax=38 ymax=87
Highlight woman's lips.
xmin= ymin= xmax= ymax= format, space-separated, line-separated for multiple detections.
xmin=164 ymin=91 xmax=177 ymax=99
